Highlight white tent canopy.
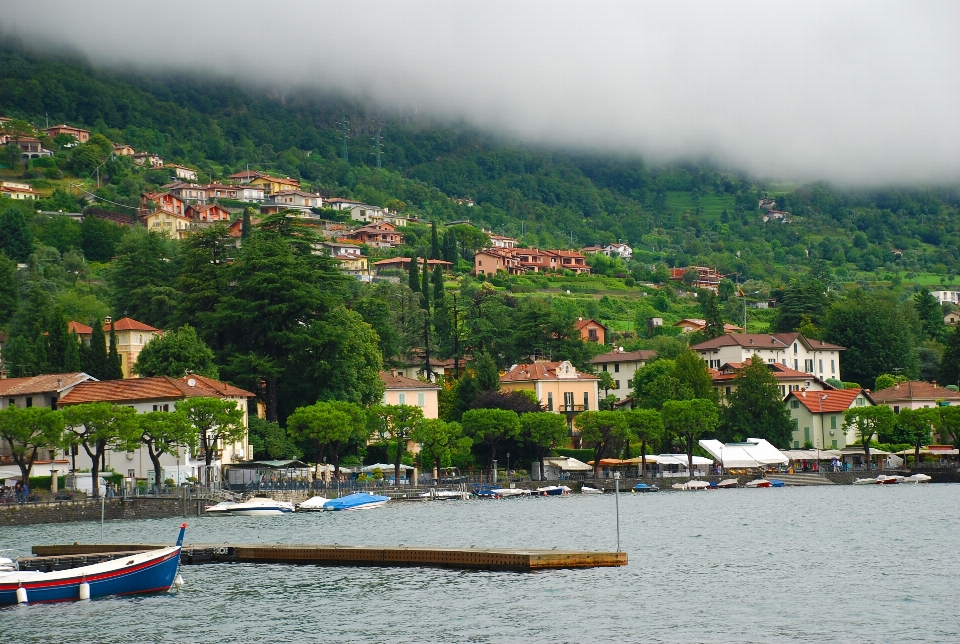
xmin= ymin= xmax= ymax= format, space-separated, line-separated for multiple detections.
xmin=780 ymin=449 xmax=843 ymax=462
xmin=361 ymin=463 xmax=414 ymax=473
xmin=543 ymin=457 xmax=593 ymax=472
xmin=654 ymin=454 xmax=713 ymax=468
xmin=699 ymin=438 xmax=789 ymax=468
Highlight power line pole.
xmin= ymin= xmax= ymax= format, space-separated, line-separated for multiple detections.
xmin=374 ymin=128 xmax=382 ymax=168
xmin=340 ymin=116 xmax=349 ymax=164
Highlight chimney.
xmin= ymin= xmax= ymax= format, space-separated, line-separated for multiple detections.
xmin=802 ymin=390 xmax=806 ymax=398
xmin=933 ymin=380 xmax=938 ymax=388
xmin=104 ymin=316 xmax=112 ymax=325
xmin=57 ymin=378 xmax=62 ymax=389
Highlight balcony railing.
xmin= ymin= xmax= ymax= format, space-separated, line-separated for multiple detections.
xmin=559 ymin=404 xmax=585 ymax=412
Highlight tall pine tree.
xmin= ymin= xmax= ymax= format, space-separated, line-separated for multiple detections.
xmin=408 ymin=253 xmax=420 ymax=293
xmin=430 ymin=221 xmax=441 ymax=259
xmin=442 ymin=229 xmax=457 ymax=264
xmin=421 ymin=258 xmax=430 ymax=308
xmin=83 ymin=318 xmax=108 ymax=380
xmin=432 ymin=265 xmax=445 ymax=303
xmin=47 ymin=310 xmax=70 ymax=373
xmin=64 ymin=330 xmax=81 ymax=372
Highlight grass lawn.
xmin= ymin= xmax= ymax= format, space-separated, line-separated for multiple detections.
xmin=666 ymin=190 xmax=736 ymax=218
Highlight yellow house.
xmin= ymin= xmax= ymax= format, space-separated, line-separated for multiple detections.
xmin=249 ymin=175 xmax=300 ymax=195
xmin=500 ymin=360 xmax=599 ymax=433
xmin=380 ymin=371 xmax=440 ymax=420
xmin=1 ymin=181 xmax=40 ymax=200
xmin=140 ymin=210 xmax=192 ymax=239
xmin=68 ymin=317 xmax=162 ymax=378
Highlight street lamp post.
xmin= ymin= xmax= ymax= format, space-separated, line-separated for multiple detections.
xmin=506 ymin=452 xmax=511 ymax=480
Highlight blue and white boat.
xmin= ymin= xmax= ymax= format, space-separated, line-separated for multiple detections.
xmin=221 ymin=498 xmax=294 ymax=515
xmin=0 ymin=524 xmax=186 ymax=606
xmin=633 ymin=483 xmax=660 ymax=492
xmin=323 ymin=492 xmax=389 ymax=511
xmin=535 ymin=485 xmax=571 ymax=496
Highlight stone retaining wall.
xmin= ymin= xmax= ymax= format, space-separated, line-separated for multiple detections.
xmin=0 ymin=496 xmax=205 ymax=526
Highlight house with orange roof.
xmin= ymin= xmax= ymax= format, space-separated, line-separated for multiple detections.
xmin=42 ymin=124 xmax=89 ymax=143
xmin=132 ymin=152 xmax=164 ymax=168
xmin=784 ymin=387 xmax=874 ymax=449
xmin=379 ymin=371 xmax=440 ymax=421
xmin=68 ymin=317 xmax=162 ymax=378
xmin=674 ymin=318 xmax=742 ymax=334
xmin=574 ymin=318 xmax=606 ymax=344
xmin=500 ymin=360 xmax=599 ymax=435
xmin=113 ymin=144 xmax=135 ymax=156
xmin=141 ymin=191 xmax=186 ymax=216
xmin=164 ymin=164 xmax=198 ymax=181
xmin=227 ymin=169 xmax=264 ymax=184
xmin=186 ymin=203 xmax=232 ymax=224
xmin=58 ymin=375 xmax=253 ymax=485
xmin=140 ymin=209 xmax=193 ymax=240
xmin=474 ymin=248 xmax=523 ymax=276
xmin=249 ymin=174 xmax=300 ymax=195
xmin=712 ymin=361 xmax=834 ymax=404
xmin=0 ymin=181 xmax=41 ymax=200
xmin=691 ymin=332 xmax=844 ymax=380
xmin=345 ymin=222 xmax=403 ymax=248
xmin=870 ymin=380 xmax=960 ymax=414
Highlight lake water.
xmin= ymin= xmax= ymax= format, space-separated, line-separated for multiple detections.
xmin=1 ymin=484 xmax=958 ymax=643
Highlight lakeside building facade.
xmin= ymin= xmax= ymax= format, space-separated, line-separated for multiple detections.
xmin=784 ymin=388 xmax=874 ymax=450
xmin=691 ymin=333 xmax=845 ymax=380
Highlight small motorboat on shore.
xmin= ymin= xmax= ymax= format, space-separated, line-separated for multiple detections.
xmin=904 ymin=473 xmax=932 ymax=484
xmin=581 ymin=486 xmax=603 ymax=495
xmin=672 ymin=481 xmax=710 ymax=490
xmin=535 ymin=485 xmax=571 ymax=496
xmin=875 ymin=475 xmax=902 ymax=485
xmin=223 ymin=498 xmax=295 ymax=515
xmin=745 ymin=479 xmax=772 ymax=488
xmin=633 ymin=483 xmax=659 ymax=493
xmin=716 ymin=479 xmax=739 ymax=489
xmin=323 ymin=492 xmax=389 ymax=511
xmin=297 ymin=496 xmax=331 ymax=511
xmin=0 ymin=524 xmax=186 ymax=606
xmin=853 ymin=477 xmax=877 ymax=485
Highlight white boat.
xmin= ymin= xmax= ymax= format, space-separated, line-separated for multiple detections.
xmin=875 ymin=475 xmax=902 ymax=485
xmin=297 ymin=496 xmax=331 ymax=511
xmin=716 ymin=479 xmax=739 ymax=489
xmin=223 ymin=498 xmax=295 ymax=515
xmin=418 ymin=489 xmax=467 ymax=500
xmin=853 ymin=477 xmax=877 ymax=485
xmin=745 ymin=479 xmax=772 ymax=488
xmin=324 ymin=492 xmax=389 ymax=511
xmin=904 ymin=473 xmax=932 ymax=484
xmin=495 ymin=487 xmax=531 ymax=497
xmin=535 ymin=485 xmax=571 ymax=496
xmin=581 ymin=486 xmax=603 ymax=495
xmin=204 ymin=500 xmax=235 ymax=515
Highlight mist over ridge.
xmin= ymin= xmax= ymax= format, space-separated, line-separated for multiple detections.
xmin=4 ymin=0 xmax=960 ymax=185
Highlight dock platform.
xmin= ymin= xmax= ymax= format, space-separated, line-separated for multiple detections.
xmin=27 ymin=543 xmax=626 ymax=572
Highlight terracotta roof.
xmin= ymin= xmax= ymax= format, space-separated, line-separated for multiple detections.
xmin=786 ymin=388 xmax=871 ymax=413
xmin=228 ymin=170 xmax=263 ymax=179
xmin=871 ymin=381 xmax=960 ymax=403
xmin=380 ymin=371 xmax=440 ymax=390
xmin=501 ymin=361 xmax=599 ymax=382
xmin=4 ymin=373 xmax=96 ymax=397
xmin=59 ymin=375 xmax=252 ymax=405
xmin=574 ymin=318 xmax=607 ymax=331
xmin=0 ymin=377 xmax=33 ymax=395
xmin=109 ymin=317 xmax=160 ymax=332
xmin=691 ymin=333 xmax=844 ymax=352
xmin=590 ymin=350 xmax=657 ymax=364
xmin=68 ymin=321 xmax=93 ymax=335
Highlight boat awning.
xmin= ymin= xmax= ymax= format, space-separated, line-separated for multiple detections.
xmin=699 ymin=438 xmax=789 ymax=468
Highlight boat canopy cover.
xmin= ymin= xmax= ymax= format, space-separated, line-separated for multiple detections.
xmin=780 ymin=449 xmax=843 ymax=461
xmin=699 ymin=438 xmax=789 ymax=468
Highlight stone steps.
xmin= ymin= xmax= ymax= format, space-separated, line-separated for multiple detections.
xmin=772 ymin=473 xmax=835 ymax=486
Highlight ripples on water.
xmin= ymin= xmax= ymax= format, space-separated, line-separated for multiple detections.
xmin=1 ymin=485 xmax=957 ymax=643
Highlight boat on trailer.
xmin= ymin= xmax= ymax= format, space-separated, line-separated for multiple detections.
xmin=0 ymin=524 xmax=186 ymax=606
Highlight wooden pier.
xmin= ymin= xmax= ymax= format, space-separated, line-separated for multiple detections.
xmin=27 ymin=543 xmax=626 ymax=572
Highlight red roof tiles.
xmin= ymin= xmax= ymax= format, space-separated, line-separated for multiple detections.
xmin=786 ymin=388 xmax=871 ymax=413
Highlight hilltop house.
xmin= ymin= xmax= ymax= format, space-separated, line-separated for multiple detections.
xmin=380 ymin=371 xmax=440 ymax=420
xmin=712 ymin=361 xmax=833 ymax=404
xmin=68 ymin=317 xmax=162 ymax=378
xmin=785 ymin=388 xmax=874 ymax=449
xmin=58 ymin=375 xmax=253 ymax=485
xmin=589 ymin=348 xmax=658 ymax=403
xmin=249 ymin=174 xmax=300 ymax=194
xmin=345 ymin=223 xmax=403 ymax=248
xmin=691 ymin=333 xmax=844 ymax=380
xmin=575 ymin=318 xmax=606 ymax=344
xmin=42 ymin=124 xmax=89 ymax=143
xmin=870 ymin=380 xmax=960 ymax=413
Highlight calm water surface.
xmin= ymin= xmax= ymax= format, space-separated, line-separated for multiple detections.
xmin=0 ymin=484 xmax=957 ymax=643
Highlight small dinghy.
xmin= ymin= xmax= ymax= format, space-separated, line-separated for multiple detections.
xmin=904 ymin=473 xmax=932 ymax=484
xmin=323 ymin=492 xmax=389 ymax=511
xmin=0 ymin=524 xmax=186 ymax=606
xmin=297 ymin=496 xmax=331 ymax=511
xmin=716 ymin=479 xmax=739 ymax=489
xmin=745 ymin=479 xmax=772 ymax=488
xmin=581 ymin=486 xmax=603 ymax=495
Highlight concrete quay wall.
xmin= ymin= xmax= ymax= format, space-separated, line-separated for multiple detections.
xmin=0 ymin=497 xmax=205 ymax=526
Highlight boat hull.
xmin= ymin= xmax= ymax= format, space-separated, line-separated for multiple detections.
xmin=227 ymin=508 xmax=293 ymax=515
xmin=0 ymin=547 xmax=181 ymax=606
xmin=324 ymin=493 xmax=390 ymax=511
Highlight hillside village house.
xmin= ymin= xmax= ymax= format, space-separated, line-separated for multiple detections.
xmin=669 ymin=266 xmax=724 ymax=291
xmin=945 ymin=312 xmax=959 ymax=325
xmin=372 ymin=257 xmax=452 ymax=275
xmin=473 ymin=248 xmax=590 ymax=276
xmin=324 ymin=197 xmax=365 ymax=211
xmin=380 ymin=371 xmax=440 ymax=420
xmin=500 ymin=361 xmax=599 ymax=433
xmin=132 ymin=152 xmax=164 ymax=168
xmin=140 ymin=209 xmax=192 ymax=239
xmin=142 ymin=191 xmax=186 ymax=216
xmin=575 ymin=318 xmax=606 ymax=344
xmin=691 ymin=333 xmax=845 ymax=380
xmin=582 ymin=242 xmax=633 ymax=260
xmin=260 ymin=190 xmax=322 ymax=214
xmin=42 ymin=124 xmax=89 ymax=143
xmin=68 ymin=317 xmax=162 ymax=378
xmin=163 ymin=182 xmax=207 ymax=203
xmin=1 ymin=181 xmax=41 ymax=200
xmin=930 ymin=291 xmax=960 ymax=305
xmin=15 ymin=138 xmax=52 ymax=159
xmin=1 ymin=372 xmax=97 ymax=411
xmin=674 ymin=318 xmax=742 ymax=334
xmin=165 ymin=165 xmax=198 ymax=181
xmin=346 ymin=222 xmax=403 ymax=248
xmin=249 ymin=174 xmax=299 ymax=194
xmin=870 ymin=380 xmax=960 ymax=413
xmin=227 ymin=169 xmax=263 ymax=184
xmin=589 ymin=348 xmax=657 ymax=402
xmin=712 ymin=361 xmax=832 ymax=404
xmin=186 ymin=203 xmax=232 ymax=224
xmin=58 ymin=375 xmax=253 ymax=486
xmin=393 ymin=356 xmax=457 ymax=383
xmin=474 ymin=248 xmax=522 ymax=276
xmin=113 ymin=144 xmax=135 ymax=156
xmin=323 ymin=241 xmax=371 ymax=280
xmin=489 ymin=234 xmax=518 ymax=249
xmin=785 ymin=388 xmax=874 ymax=450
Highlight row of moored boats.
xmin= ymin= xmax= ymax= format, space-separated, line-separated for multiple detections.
xmin=205 ymin=492 xmax=390 ymax=515
xmin=853 ymin=473 xmax=932 ymax=485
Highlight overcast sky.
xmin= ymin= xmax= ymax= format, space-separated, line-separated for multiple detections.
xmin=5 ymin=1 xmax=959 ymax=184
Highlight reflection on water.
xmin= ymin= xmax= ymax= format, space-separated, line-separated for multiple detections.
xmin=1 ymin=485 xmax=958 ymax=643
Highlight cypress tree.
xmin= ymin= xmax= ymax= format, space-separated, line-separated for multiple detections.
xmin=0 ymin=251 xmax=18 ymax=326
xmin=442 ymin=229 xmax=458 ymax=264
xmin=31 ymin=327 xmax=49 ymax=376
xmin=84 ymin=318 xmax=108 ymax=380
xmin=432 ymin=264 xmax=445 ymax=303
xmin=941 ymin=323 xmax=960 ymax=387
xmin=64 ymin=330 xmax=81 ymax=372
xmin=47 ymin=310 xmax=70 ymax=372
xmin=475 ymin=350 xmax=500 ymax=392
xmin=106 ymin=320 xmax=124 ymax=379
xmin=241 ymin=207 xmax=253 ymax=239
xmin=430 ymin=221 xmax=440 ymax=259
xmin=408 ymin=253 xmax=420 ymax=293
xmin=421 ymin=258 xmax=430 ymax=308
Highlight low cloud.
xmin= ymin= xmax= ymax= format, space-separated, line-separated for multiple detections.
xmin=6 ymin=0 xmax=960 ymax=183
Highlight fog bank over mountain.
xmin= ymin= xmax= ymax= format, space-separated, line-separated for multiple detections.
xmin=5 ymin=0 xmax=959 ymax=184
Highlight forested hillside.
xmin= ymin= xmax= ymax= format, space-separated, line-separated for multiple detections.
xmin=2 ymin=43 xmax=960 ymax=286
